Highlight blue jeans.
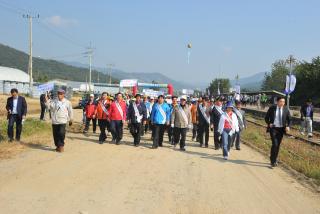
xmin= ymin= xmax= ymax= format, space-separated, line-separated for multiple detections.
xmin=221 ymin=129 xmax=232 ymax=157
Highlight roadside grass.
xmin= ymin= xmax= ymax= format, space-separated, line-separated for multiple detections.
xmin=242 ymin=117 xmax=320 ymax=186
xmin=0 ymin=118 xmax=52 ymax=159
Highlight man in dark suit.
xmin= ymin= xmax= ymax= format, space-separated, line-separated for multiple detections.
xmin=265 ymin=96 xmax=291 ymax=167
xmin=197 ymin=96 xmax=211 ymax=148
xmin=210 ymin=96 xmax=224 ymax=150
xmin=127 ymin=94 xmax=147 ymax=146
xmin=6 ymin=88 xmax=28 ymax=142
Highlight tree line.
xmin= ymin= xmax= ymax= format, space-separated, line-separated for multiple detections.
xmin=206 ymin=56 xmax=319 ymax=107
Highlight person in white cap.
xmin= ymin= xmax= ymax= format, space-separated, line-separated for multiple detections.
xmin=45 ymin=89 xmax=73 ymax=153
xmin=170 ymin=95 xmax=192 ymax=151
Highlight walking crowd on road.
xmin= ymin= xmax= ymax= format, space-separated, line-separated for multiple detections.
xmin=5 ymin=87 xmax=316 ymax=168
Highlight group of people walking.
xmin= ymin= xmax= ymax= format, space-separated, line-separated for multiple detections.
xmin=4 ymin=87 xmax=314 ymax=167
xmin=80 ymin=92 xmax=248 ymax=160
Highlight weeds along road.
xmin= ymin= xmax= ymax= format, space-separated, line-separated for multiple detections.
xmin=0 ymin=110 xmax=319 ymax=214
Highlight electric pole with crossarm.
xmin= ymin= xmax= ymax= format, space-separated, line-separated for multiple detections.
xmin=23 ymin=14 xmax=39 ymax=96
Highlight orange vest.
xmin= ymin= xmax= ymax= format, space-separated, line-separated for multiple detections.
xmin=191 ymin=104 xmax=198 ymax=123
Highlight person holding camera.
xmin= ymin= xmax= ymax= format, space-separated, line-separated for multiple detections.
xmin=46 ymin=89 xmax=73 ymax=153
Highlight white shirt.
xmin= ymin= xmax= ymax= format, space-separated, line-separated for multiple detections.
xmin=274 ymin=107 xmax=283 ymax=127
xmin=12 ymin=96 xmax=18 ymax=114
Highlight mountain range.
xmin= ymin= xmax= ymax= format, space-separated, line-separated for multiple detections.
xmin=0 ymin=43 xmax=264 ymax=91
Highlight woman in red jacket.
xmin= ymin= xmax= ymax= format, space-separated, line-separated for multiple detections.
xmin=83 ymin=94 xmax=97 ymax=134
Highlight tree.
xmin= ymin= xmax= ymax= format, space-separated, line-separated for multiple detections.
xmin=261 ymin=60 xmax=290 ymax=91
xmin=207 ymin=78 xmax=231 ymax=96
xmin=291 ymin=57 xmax=320 ymax=105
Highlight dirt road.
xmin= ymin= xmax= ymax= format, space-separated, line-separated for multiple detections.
xmin=0 ymin=111 xmax=319 ymax=214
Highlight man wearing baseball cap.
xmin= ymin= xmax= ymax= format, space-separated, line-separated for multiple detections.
xmin=171 ymin=95 xmax=192 ymax=151
xmin=45 ymin=89 xmax=73 ymax=152
xmin=197 ymin=96 xmax=211 ymax=148
xmin=150 ymin=95 xmax=171 ymax=149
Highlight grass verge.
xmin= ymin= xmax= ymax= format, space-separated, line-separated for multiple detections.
xmin=0 ymin=118 xmax=52 ymax=159
xmin=242 ymin=118 xmax=320 ymax=187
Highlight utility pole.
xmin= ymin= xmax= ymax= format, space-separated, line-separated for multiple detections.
xmin=107 ymin=63 xmax=115 ymax=84
xmin=286 ymin=55 xmax=296 ymax=108
xmin=23 ymin=14 xmax=39 ymax=96
xmin=84 ymin=43 xmax=94 ymax=92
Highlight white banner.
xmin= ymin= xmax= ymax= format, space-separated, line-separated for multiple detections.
xmin=37 ymin=82 xmax=54 ymax=93
xmin=182 ymin=89 xmax=194 ymax=95
xmin=285 ymin=74 xmax=296 ymax=94
xmin=120 ymin=79 xmax=138 ymax=87
xmin=142 ymin=89 xmax=164 ymax=97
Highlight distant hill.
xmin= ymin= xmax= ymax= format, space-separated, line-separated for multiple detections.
xmin=0 ymin=43 xmax=116 ymax=83
xmin=62 ymin=61 xmax=195 ymax=90
xmin=230 ymin=72 xmax=265 ymax=91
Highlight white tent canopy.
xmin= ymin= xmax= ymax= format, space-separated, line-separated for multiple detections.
xmin=0 ymin=66 xmax=29 ymax=83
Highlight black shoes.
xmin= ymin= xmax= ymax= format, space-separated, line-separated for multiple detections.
xmin=180 ymin=148 xmax=186 ymax=151
xmin=271 ymin=162 xmax=278 ymax=168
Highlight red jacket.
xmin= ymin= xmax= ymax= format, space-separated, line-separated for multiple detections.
xmin=85 ymin=101 xmax=97 ymax=119
xmin=109 ymin=100 xmax=127 ymax=121
xmin=96 ymin=100 xmax=110 ymax=120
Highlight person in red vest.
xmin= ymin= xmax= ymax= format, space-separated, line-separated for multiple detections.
xmin=83 ymin=94 xmax=97 ymax=134
xmin=109 ymin=93 xmax=127 ymax=145
xmin=95 ymin=92 xmax=111 ymax=144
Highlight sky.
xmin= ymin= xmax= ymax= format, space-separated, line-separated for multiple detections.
xmin=1 ymin=0 xmax=320 ymax=85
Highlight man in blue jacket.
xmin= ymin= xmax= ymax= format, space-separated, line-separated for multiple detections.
xmin=150 ymin=95 xmax=171 ymax=149
xmin=6 ymin=88 xmax=28 ymax=142
xmin=127 ymin=94 xmax=147 ymax=146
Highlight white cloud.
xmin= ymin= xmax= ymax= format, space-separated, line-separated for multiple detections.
xmin=43 ymin=15 xmax=78 ymax=28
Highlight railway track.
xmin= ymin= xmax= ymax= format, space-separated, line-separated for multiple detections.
xmin=246 ymin=118 xmax=320 ymax=147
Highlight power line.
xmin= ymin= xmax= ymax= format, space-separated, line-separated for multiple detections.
xmin=0 ymin=0 xmax=33 ymax=15
xmin=36 ymin=19 xmax=87 ymax=48
xmin=0 ymin=1 xmax=24 ymax=15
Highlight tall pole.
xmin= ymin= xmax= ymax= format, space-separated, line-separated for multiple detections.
xmin=286 ymin=55 xmax=296 ymax=109
xmin=89 ymin=52 xmax=92 ymax=91
xmin=107 ymin=63 xmax=115 ymax=84
xmin=84 ymin=44 xmax=94 ymax=92
xmin=23 ymin=14 xmax=39 ymax=96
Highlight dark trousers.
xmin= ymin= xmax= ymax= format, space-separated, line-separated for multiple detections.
xmin=130 ymin=123 xmax=143 ymax=145
xmin=98 ymin=119 xmax=109 ymax=142
xmin=153 ymin=124 xmax=165 ymax=148
xmin=52 ymin=124 xmax=66 ymax=148
xmin=40 ymin=104 xmax=46 ymax=120
xmin=168 ymin=126 xmax=174 ymax=143
xmin=84 ymin=117 xmax=97 ymax=132
xmin=8 ymin=114 xmax=23 ymax=141
xmin=173 ymin=127 xmax=187 ymax=149
xmin=234 ymin=131 xmax=241 ymax=149
xmin=214 ymin=128 xmax=221 ymax=149
xmin=192 ymin=123 xmax=198 ymax=139
xmin=269 ymin=127 xmax=285 ymax=164
xmin=198 ymin=123 xmax=209 ymax=146
xmin=110 ymin=120 xmax=123 ymax=142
